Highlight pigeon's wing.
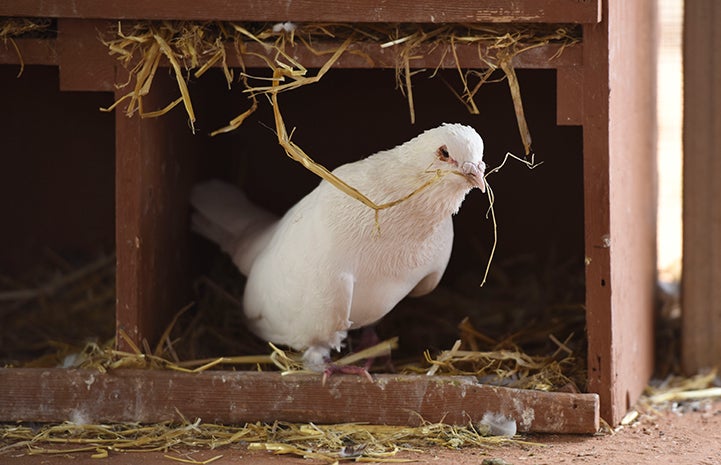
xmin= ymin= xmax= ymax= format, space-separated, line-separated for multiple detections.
xmin=244 ymin=264 xmax=356 ymax=355
xmin=407 ymin=216 xmax=454 ymax=297
xmin=241 ymin=196 xmax=356 ymax=354
xmin=408 ymin=270 xmax=445 ymax=297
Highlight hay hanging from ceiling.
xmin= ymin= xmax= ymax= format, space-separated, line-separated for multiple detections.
xmin=101 ymin=21 xmax=578 ymax=206
xmin=100 ymin=21 xmax=577 ymax=280
xmin=102 ymin=21 xmax=578 ymax=145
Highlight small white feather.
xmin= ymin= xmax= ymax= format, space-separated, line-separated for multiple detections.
xmin=272 ymin=22 xmax=297 ymax=33
xmin=479 ymin=412 xmax=517 ymax=437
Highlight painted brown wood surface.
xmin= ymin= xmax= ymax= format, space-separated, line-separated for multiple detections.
xmin=0 ymin=30 xmax=582 ymax=72
xmin=581 ymin=17 xmax=613 ymax=425
xmin=114 ymin=73 xmax=197 ymax=353
xmin=583 ymin=0 xmax=657 ymax=424
xmin=0 ymin=38 xmax=56 ymax=66
xmin=0 ymin=368 xmax=600 ymax=434
xmin=682 ymin=0 xmax=721 ymax=374
xmin=56 ymin=19 xmax=114 ymax=92
xmin=556 ymin=65 xmax=583 ymax=125
xmin=0 ymin=66 xmax=115 ymax=274
xmin=236 ymin=40 xmax=582 ymax=71
xmin=0 ymin=0 xmax=601 ymax=24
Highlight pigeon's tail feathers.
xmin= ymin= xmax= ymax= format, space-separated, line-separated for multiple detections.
xmin=190 ymin=180 xmax=278 ymax=275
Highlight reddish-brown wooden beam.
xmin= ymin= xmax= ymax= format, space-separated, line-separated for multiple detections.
xmin=0 ymin=0 xmax=601 ymax=24
xmin=1 ymin=17 xmax=584 ymax=90
xmin=556 ymin=65 xmax=583 ymax=125
xmin=57 ymin=18 xmax=115 ymax=91
xmin=0 ymin=368 xmax=600 ymax=434
xmin=235 ymin=41 xmax=583 ymax=70
xmin=682 ymin=0 xmax=721 ymax=374
xmin=114 ymin=73 xmax=197 ymax=353
xmin=582 ymin=0 xmax=657 ymax=425
xmin=0 ymin=38 xmax=56 ymax=66
xmin=0 ymin=36 xmax=582 ymax=71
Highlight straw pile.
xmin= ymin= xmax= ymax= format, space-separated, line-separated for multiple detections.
xmin=0 ymin=416 xmax=537 ymax=462
xmin=0 ymin=253 xmax=115 ymax=368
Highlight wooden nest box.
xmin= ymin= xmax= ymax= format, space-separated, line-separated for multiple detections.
xmin=0 ymin=0 xmax=657 ymax=432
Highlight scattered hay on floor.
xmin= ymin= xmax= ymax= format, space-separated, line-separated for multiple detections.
xmin=644 ymin=370 xmax=721 ymax=406
xmin=613 ymin=370 xmax=721 ymax=430
xmin=0 ymin=416 xmax=539 ymax=461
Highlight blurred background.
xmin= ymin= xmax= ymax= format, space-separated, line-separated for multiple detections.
xmin=657 ymin=0 xmax=682 ymax=283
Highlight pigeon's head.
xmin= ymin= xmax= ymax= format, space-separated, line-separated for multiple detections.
xmin=420 ymin=123 xmax=486 ymax=193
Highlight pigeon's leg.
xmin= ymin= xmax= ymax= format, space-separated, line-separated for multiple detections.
xmin=321 ymin=326 xmax=398 ymax=384
xmin=322 ymin=363 xmax=373 ymax=385
xmin=302 ymin=344 xmax=373 ymax=385
xmin=350 ymin=326 xmax=394 ymax=372
xmin=347 ymin=326 xmax=380 ymax=369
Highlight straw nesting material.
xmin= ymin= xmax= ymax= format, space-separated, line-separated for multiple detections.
xmin=0 ymin=416 xmax=536 ymax=462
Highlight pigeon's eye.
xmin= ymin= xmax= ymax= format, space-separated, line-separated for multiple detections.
xmin=437 ymin=145 xmax=450 ymax=160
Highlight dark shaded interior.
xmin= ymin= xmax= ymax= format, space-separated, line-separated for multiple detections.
xmin=0 ymin=66 xmax=115 ymax=274
xmin=0 ymin=64 xmax=584 ymax=368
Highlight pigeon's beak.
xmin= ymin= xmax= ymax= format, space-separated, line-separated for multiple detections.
xmin=461 ymin=161 xmax=486 ymax=192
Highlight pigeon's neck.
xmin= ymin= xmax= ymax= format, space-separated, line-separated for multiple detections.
xmin=326 ymin=143 xmax=474 ymax=238
xmin=379 ymin=182 xmax=468 ymax=235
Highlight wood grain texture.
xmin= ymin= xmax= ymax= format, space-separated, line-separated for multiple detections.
xmin=556 ymin=65 xmax=583 ymax=125
xmin=235 ymin=40 xmax=582 ymax=70
xmin=57 ymin=19 xmax=115 ymax=91
xmin=682 ymin=0 xmax=721 ymax=374
xmin=0 ymin=38 xmax=56 ymax=66
xmin=583 ymin=0 xmax=657 ymax=424
xmin=582 ymin=17 xmax=614 ymax=424
xmin=114 ymin=73 xmax=197 ymax=352
xmin=0 ymin=368 xmax=600 ymax=434
xmin=0 ymin=36 xmax=582 ymax=72
xmin=0 ymin=0 xmax=601 ymax=23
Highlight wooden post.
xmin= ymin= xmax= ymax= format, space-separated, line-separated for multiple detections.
xmin=682 ymin=0 xmax=721 ymax=374
xmin=115 ymin=72 xmax=196 ymax=351
xmin=583 ymin=0 xmax=657 ymax=424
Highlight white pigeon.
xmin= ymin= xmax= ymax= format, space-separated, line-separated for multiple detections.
xmin=191 ymin=123 xmax=486 ymax=373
